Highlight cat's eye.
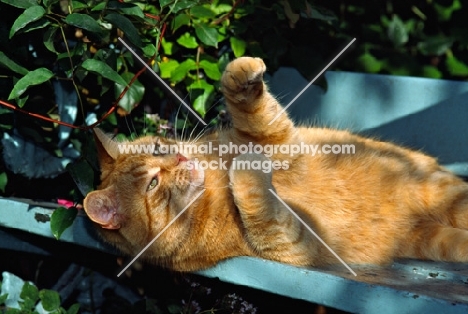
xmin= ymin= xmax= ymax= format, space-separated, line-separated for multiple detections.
xmin=147 ymin=177 xmax=159 ymax=191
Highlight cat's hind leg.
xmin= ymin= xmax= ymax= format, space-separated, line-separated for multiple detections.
xmin=402 ymin=221 xmax=468 ymax=262
xmin=228 ymin=153 xmax=322 ymax=266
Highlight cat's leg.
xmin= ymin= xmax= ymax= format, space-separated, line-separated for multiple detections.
xmin=400 ymin=171 xmax=468 ymax=262
xmin=229 ymin=153 xmax=323 ymax=266
xmin=221 ymin=57 xmax=295 ymax=145
xmin=417 ymin=170 xmax=468 ymax=230
xmin=403 ymin=221 xmax=468 ymax=262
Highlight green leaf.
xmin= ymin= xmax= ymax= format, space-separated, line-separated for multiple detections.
xmin=20 ymin=282 xmax=39 ymax=304
xmin=188 ymin=80 xmax=214 ymax=117
xmin=142 ymin=43 xmax=157 ymax=58
xmin=189 ymin=79 xmax=214 ymax=91
xmin=422 ymin=65 xmax=442 ymax=79
xmin=171 ymin=0 xmax=196 ymax=13
xmin=90 ymin=1 xmax=106 ymax=11
xmin=387 ymin=15 xmax=408 ymax=47
xmin=434 ymin=0 xmax=461 ymax=21
xmin=171 ymin=59 xmax=197 ymax=83
xmin=0 ymin=293 xmax=7 ymax=305
xmin=194 ymin=24 xmax=218 ymax=47
xmin=9 ymin=5 xmax=46 ymax=38
xmin=39 ymin=289 xmax=61 ymax=311
xmin=230 ymin=37 xmax=246 ymax=58
xmin=159 ymin=0 xmax=173 ymax=8
xmin=67 ymin=303 xmax=80 ymax=314
xmin=167 ymin=303 xmax=183 ymax=314
xmin=0 ymin=0 xmax=37 ymax=9
xmin=19 ymin=18 xmax=50 ymax=35
xmin=172 ymin=13 xmax=190 ymax=32
xmin=67 ymin=159 xmax=95 ymax=196
xmin=309 ymin=6 xmax=337 ymax=21
xmin=417 ymin=37 xmax=454 ymax=56
xmin=192 ymin=94 xmax=209 ymax=117
xmin=107 ymin=1 xmax=145 ymax=18
xmin=81 ymin=59 xmax=128 ymax=87
xmin=0 ymin=172 xmax=8 ymax=193
xmin=115 ymin=72 xmax=145 ymax=114
xmin=357 ymin=52 xmax=383 ymax=73
xmin=190 ymin=5 xmax=216 ymax=19
xmin=71 ymin=0 xmax=89 ymax=10
xmin=218 ymin=52 xmax=230 ymax=72
xmin=43 ymin=0 xmax=60 ymax=8
xmin=20 ymin=297 xmax=36 ymax=311
xmin=64 ymin=13 xmax=104 ymax=37
xmin=0 ymin=52 xmax=28 ymax=75
xmin=50 ymin=206 xmax=78 ymax=240
xmin=446 ymin=55 xmax=468 ymax=76
xmin=199 ymin=59 xmax=221 ymax=80
xmin=212 ymin=3 xmax=232 ymax=15
xmin=104 ymin=13 xmax=142 ymax=48
xmin=16 ymin=96 xmax=29 ymax=108
xmin=177 ymin=32 xmax=198 ymax=49
xmin=159 ymin=59 xmax=179 ymax=78
xmin=8 ymin=68 xmax=54 ymax=101
xmin=43 ymin=27 xmax=59 ymax=54
xmin=161 ymin=38 xmax=175 ymax=55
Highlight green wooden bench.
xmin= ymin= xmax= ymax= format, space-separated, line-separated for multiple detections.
xmin=2 ymin=69 xmax=468 ymax=313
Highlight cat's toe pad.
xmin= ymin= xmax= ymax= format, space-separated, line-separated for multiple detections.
xmin=221 ymin=57 xmax=266 ymax=99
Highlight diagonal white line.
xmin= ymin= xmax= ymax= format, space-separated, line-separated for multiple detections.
xmin=117 ymin=189 xmax=206 ymax=277
xmin=268 ymin=189 xmax=357 ymax=276
xmin=117 ymin=37 xmax=207 ymax=126
xmin=268 ymin=38 xmax=356 ymax=125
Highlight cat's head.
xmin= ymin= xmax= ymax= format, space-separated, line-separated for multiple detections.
xmin=83 ymin=129 xmax=205 ymax=256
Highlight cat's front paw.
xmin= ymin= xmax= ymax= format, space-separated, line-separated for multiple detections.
xmin=229 ymin=153 xmax=274 ymax=216
xmin=221 ymin=57 xmax=266 ymax=104
xmin=229 ymin=153 xmax=273 ymax=188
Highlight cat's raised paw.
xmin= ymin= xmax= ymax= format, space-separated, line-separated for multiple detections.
xmin=221 ymin=57 xmax=266 ymax=103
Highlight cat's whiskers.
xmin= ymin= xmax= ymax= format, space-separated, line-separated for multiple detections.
xmin=192 ymin=123 xmax=217 ymax=144
xmin=181 ymin=113 xmax=189 ymax=142
xmin=181 ymin=92 xmax=197 ymax=142
xmin=124 ymin=115 xmax=138 ymax=140
xmin=173 ymin=103 xmax=183 ymax=142
xmin=189 ymin=182 xmax=230 ymax=189
xmin=191 ymin=130 xmax=209 ymax=144
xmin=187 ymin=97 xmax=223 ymax=144
xmin=143 ymin=106 xmax=146 ymax=136
xmin=188 ymin=117 xmax=204 ymax=144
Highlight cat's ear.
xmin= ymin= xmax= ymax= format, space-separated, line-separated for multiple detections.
xmin=83 ymin=186 xmax=122 ymax=229
xmin=93 ymin=128 xmax=119 ymax=164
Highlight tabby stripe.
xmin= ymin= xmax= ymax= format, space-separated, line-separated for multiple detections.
xmin=290 ymin=221 xmax=306 ymax=245
xmin=132 ymin=171 xmax=148 ymax=179
xmin=127 ymin=162 xmax=147 ymax=173
xmin=164 ymin=192 xmax=173 ymax=226
xmin=144 ymin=194 xmax=153 ymax=239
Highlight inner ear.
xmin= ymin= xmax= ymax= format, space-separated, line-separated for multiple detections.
xmin=93 ymin=128 xmax=119 ymax=165
xmin=83 ymin=186 xmax=122 ymax=229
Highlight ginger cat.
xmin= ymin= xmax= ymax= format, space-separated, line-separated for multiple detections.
xmin=84 ymin=57 xmax=468 ymax=272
